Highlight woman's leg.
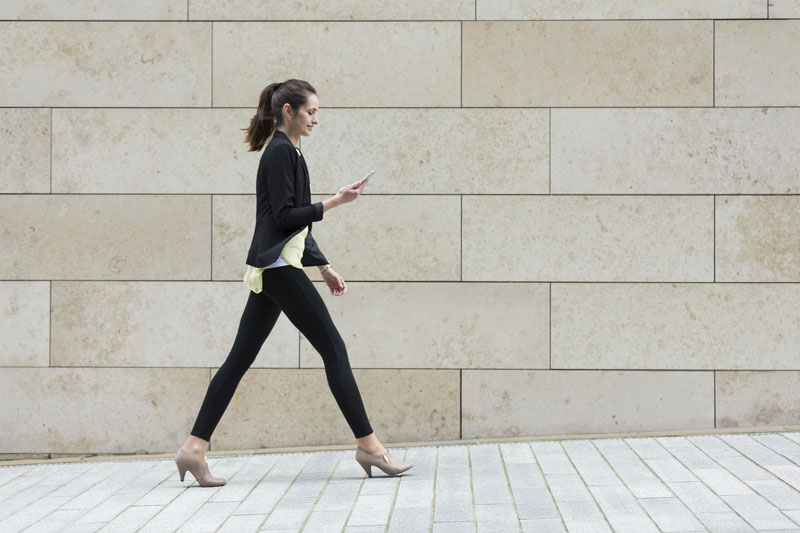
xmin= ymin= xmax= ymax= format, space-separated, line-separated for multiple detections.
xmin=183 ymin=289 xmax=282 ymax=461
xmin=260 ymin=266 xmax=379 ymax=446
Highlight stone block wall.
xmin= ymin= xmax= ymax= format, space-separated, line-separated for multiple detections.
xmin=1 ymin=0 xmax=799 ymax=456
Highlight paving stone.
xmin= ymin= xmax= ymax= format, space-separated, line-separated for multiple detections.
xmin=556 ymin=499 xmax=611 ymax=532
xmin=666 ymin=480 xmax=732 ymax=514
xmin=510 ymin=487 xmax=560 ymax=520
xmin=178 ymin=501 xmax=238 ymax=532
xmin=746 ymin=479 xmax=800 ymax=510
xmin=694 ymin=511 xmax=756 ymax=532
xmin=545 ymin=474 xmax=593 ymax=502
xmin=588 ymin=485 xmax=658 ymax=532
xmin=690 ymin=467 xmax=754 ymax=495
xmin=98 ymin=505 xmax=163 ymax=533
xmin=563 ymin=440 xmax=622 ymax=486
xmin=347 ymin=493 xmax=394 ymax=527
xmin=474 ymin=503 xmax=518 ymax=531
xmin=432 ymin=521 xmax=476 ymax=532
xmin=387 ymin=505 xmax=432 ymax=532
xmin=217 ymin=513 xmax=268 ymax=532
xmin=394 ymin=478 xmax=434 ymax=508
xmin=472 ymin=475 xmax=512 ymax=505
xmin=637 ymin=497 xmax=705 ymax=532
xmin=593 ymin=440 xmax=672 ymax=498
xmin=721 ymin=493 xmax=800 ymax=530
xmin=520 ymin=518 xmax=565 ymax=532
xmin=642 ymin=456 xmax=697 ymax=483
xmin=434 ymin=490 xmax=474 ymax=522
xmin=301 ymin=510 xmax=349 ymax=533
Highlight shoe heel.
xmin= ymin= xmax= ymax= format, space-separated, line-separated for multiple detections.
xmin=178 ymin=465 xmax=186 ymax=482
xmin=358 ymin=460 xmax=372 ymax=478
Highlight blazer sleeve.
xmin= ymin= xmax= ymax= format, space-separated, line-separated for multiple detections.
xmin=267 ymin=143 xmax=324 ymax=231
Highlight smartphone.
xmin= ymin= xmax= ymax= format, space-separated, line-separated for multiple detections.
xmin=360 ymin=169 xmax=375 ymax=184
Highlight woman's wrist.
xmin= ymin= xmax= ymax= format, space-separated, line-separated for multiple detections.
xmin=319 ymin=264 xmax=332 ymax=273
xmin=322 ymin=196 xmax=341 ymax=213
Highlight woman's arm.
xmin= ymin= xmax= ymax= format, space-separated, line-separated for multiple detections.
xmin=267 ymin=144 xmax=324 ymax=231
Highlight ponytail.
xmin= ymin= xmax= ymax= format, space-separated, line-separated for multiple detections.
xmin=242 ymin=79 xmax=316 ymax=152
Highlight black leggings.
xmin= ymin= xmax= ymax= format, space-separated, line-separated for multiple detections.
xmin=190 ymin=265 xmax=373 ymax=441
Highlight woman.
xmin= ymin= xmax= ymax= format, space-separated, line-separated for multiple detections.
xmin=175 ymin=79 xmax=413 ymax=486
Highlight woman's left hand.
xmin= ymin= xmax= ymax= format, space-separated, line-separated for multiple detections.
xmin=321 ymin=267 xmax=347 ymax=296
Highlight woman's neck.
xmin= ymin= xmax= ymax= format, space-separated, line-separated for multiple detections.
xmin=276 ymin=127 xmax=299 ymax=148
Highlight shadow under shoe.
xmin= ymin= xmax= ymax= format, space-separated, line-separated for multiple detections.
xmin=175 ymin=447 xmax=226 ymax=487
xmin=355 ymin=446 xmax=414 ymax=477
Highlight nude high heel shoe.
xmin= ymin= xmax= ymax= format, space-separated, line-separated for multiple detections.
xmin=175 ymin=447 xmax=226 ymax=487
xmin=355 ymin=446 xmax=413 ymax=477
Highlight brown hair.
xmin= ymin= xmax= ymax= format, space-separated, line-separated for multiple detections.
xmin=242 ymin=79 xmax=317 ymax=152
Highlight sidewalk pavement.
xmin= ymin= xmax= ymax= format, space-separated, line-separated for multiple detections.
xmin=4 ymin=430 xmax=800 ymax=532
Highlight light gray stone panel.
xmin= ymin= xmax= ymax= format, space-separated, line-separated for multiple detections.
xmin=716 ymin=20 xmax=800 ymax=106
xmin=551 ymin=108 xmax=800 ymax=194
xmin=463 ymin=21 xmax=712 ymax=106
xmin=0 ymin=367 xmax=209 ymax=454
xmin=462 ymin=195 xmax=713 ymax=282
xmin=0 ymin=108 xmax=50 ymax=193
xmin=51 ymin=281 xmax=297 ymax=367
xmin=0 ymin=22 xmax=210 ymax=106
xmin=717 ymin=371 xmax=800 ymax=428
xmin=52 ymin=109 xmax=258 ymax=193
xmin=212 ymin=369 xmax=460 ymax=449
xmin=716 ymin=196 xmax=800 ymax=282
xmin=476 ymin=0 xmax=765 ymax=19
xmin=462 ymin=370 xmax=714 ymax=438
xmin=0 ymin=1 xmax=186 ymax=19
xmin=0 ymin=281 xmax=50 ymax=367
xmin=213 ymin=194 xmax=461 ymax=282
xmin=551 ymin=283 xmax=800 ymax=370
xmin=298 ymin=108 xmax=549 ymax=195
xmin=771 ymin=0 xmax=800 ymax=18
xmin=0 ymin=195 xmax=210 ymax=280
xmin=213 ymin=22 xmax=460 ymax=107
xmin=299 ymin=282 xmax=549 ymax=369
xmin=190 ymin=0 xmax=474 ymax=19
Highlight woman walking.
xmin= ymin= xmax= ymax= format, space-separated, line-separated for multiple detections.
xmin=175 ymin=79 xmax=413 ymax=486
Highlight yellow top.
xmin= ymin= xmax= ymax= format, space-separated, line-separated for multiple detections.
xmin=243 ymin=226 xmax=308 ymax=293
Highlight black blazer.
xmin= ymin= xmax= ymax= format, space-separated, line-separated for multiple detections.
xmin=245 ymin=130 xmax=329 ymax=268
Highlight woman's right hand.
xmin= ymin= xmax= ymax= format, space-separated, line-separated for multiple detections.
xmin=335 ymin=177 xmax=369 ymax=205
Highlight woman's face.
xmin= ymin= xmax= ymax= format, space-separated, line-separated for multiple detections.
xmin=285 ymin=92 xmax=319 ymax=138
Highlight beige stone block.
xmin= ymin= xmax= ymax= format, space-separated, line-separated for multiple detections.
xmin=0 ymin=367 xmax=209 ymax=453
xmin=462 ymin=370 xmax=714 ymax=438
xmin=716 ymin=20 xmax=800 ymax=106
xmin=299 ymin=108 xmax=549 ymax=194
xmin=717 ymin=196 xmax=800 ymax=282
xmin=0 ymin=108 xmax=50 ymax=193
xmin=52 ymin=109 xmax=259 ymax=193
xmin=0 ymin=195 xmax=210 ymax=280
xmin=51 ymin=281 xmax=297 ymax=367
xmin=551 ymin=283 xmax=800 ymax=370
xmin=0 ymin=1 xmax=186 ymax=19
xmin=717 ymin=371 xmax=800 ymax=427
xmin=0 ymin=22 xmax=210 ymax=107
xmin=309 ymin=194 xmax=461 ymax=281
xmin=213 ymin=22 xmax=460 ymax=107
xmin=299 ymin=282 xmax=549 ymax=369
xmin=0 ymin=282 xmax=49 ymax=367
xmin=214 ymin=194 xmax=461 ymax=281
xmin=191 ymin=0 xmax=473 ymax=19
xmin=462 ymin=195 xmax=713 ymax=281
xmin=771 ymin=0 xmax=800 ymax=18
xmin=463 ymin=21 xmax=712 ymax=107
xmin=212 ymin=195 xmax=254 ymax=281
xmin=212 ymin=368 xmax=459 ymax=449
xmin=552 ymin=108 xmax=800 ymax=194
xmin=476 ymin=0 xmax=764 ymax=19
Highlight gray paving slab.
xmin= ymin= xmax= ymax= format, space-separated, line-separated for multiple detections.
xmin=8 ymin=432 xmax=800 ymax=531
